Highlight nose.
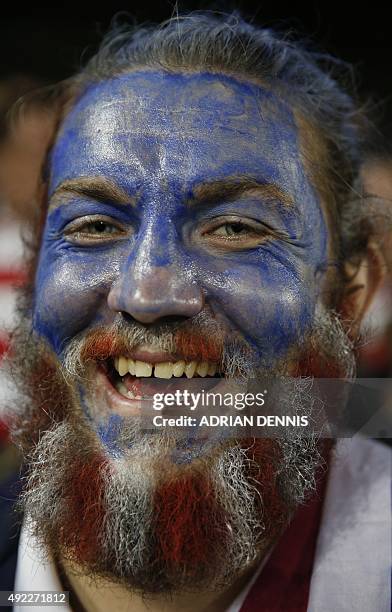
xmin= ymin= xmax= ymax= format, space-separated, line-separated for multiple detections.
xmin=107 ymin=253 xmax=204 ymax=325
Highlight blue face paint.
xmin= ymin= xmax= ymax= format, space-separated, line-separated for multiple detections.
xmin=96 ymin=413 xmax=126 ymax=458
xmin=32 ymin=71 xmax=328 ymax=450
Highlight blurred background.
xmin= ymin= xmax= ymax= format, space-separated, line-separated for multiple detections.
xmin=0 ymin=2 xmax=391 ymax=467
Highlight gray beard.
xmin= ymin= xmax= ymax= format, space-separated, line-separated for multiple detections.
xmin=8 ymin=307 xmax=353 ymax=594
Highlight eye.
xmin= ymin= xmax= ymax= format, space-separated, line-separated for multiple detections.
xmin=81 ymin=220 xmax=118 ymax=235
xmin=210 ymin=222 xmax=254 ymax=237
xmin=63 ymin=215 xmax=129 ymax=244
xmin=199 ymin=216 xmax=272 ymax=250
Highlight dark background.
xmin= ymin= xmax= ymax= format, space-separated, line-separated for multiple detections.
xmin=1 ymin=2 xmax=392 ymax=139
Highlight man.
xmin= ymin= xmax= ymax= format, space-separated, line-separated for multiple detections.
xmin=1 ymin=12 xmax=391 ymax=612
xmin=358 ymin=153 xmax=392 ymax=374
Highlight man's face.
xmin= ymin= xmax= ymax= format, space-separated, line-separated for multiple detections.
xmin=32 ymin=71 xmax=328 ymax=444
xmin=18 ymin=71 xmax=337 ymax=591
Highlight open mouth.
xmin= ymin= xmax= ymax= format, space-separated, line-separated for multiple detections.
xmin=101 ymin=354 xmax=223 ymax=401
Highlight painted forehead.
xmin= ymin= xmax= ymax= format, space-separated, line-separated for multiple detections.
xmin=50 ymin=70 xmax=311 ymax=205
xmin=58 ymin=69 xmax=291 ymax=135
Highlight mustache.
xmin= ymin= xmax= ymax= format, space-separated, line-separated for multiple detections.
xmin=79 ymin=312 xmax=224 ymax=361
xmin=62 ymin=311 xmax=258 ymax=380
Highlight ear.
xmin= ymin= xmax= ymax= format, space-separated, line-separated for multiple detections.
xmin=339 ymin=241 xmax=386 ymax=339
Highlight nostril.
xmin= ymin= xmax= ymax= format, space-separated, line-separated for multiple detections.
xmin=154 ymin=315 xmax=190 ymax=325
xmin=119 ymin=311 xmax=136 ymax=325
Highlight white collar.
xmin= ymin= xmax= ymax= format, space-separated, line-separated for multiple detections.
xmin=14 ymin=519 xmax=71 ymax=611
xmin=307 ymin=436 xmax=391 ymax=612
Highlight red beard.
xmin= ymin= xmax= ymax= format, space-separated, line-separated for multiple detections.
xmin=153 ymin=438 xmax=285 ymax=575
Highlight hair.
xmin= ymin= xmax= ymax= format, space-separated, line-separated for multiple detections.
xmin=14 ymin=11 xmax=389 ymax=297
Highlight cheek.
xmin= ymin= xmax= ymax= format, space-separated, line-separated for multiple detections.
xmin=32 ymin=249 xmax=118 ymax=355
xmin=202 ymin=258 xmax=317 ymax=363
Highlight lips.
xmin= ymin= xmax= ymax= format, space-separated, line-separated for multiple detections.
xmin=112 ymin=355 xmax=220 ymax=399
xmin=90 ymin=342 xmax=223 ymax=416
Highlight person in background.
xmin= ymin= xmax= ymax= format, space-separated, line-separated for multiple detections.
xmin=0 ymin=76 xmax=52 ymax=477
xmin=358 ymin=151 xmax=392 ymax=377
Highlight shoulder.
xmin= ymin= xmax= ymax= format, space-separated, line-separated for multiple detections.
xmin=308 ymin=438 xmax=391 ymax=612
xmin=330 ymin=436 xmax=391 ymax=500
xmin=323 ymin=437 xmax=390 ymax=538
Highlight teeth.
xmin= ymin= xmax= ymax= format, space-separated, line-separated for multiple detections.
xmin=115 ymin=380 xmax=128 ymax=396
xmin=208 ymin=362 xmax=217 ymax=376
xmin=185 ymin=361 xmax=197 ymax=378
xmin=173 ymin=360 xmax=186 ymax=377
xmin=197 ymin=361 xmax=209 ymax=377
xmin=135 ymin=360 xmax=152 ymax=377
xmin=154 ymin=362 xmax=173 ymax=379
xmin=113 ymin=356 xmax=219 ymax=379
xmin=118 ymin=356 xmax=128 ymax=377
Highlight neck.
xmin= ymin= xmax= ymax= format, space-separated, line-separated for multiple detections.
xmin=58 ymin=556 xmax=264 ymax=612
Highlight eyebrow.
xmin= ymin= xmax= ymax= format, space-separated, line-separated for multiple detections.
xmin=49 ymin=177 xmax=135 ymax=209
xmin=49 ymin=175 xmax=294 ymax=211
xmin=189 ymin=177 xmax=294 ymax=208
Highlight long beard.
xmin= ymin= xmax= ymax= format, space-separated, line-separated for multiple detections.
xmin=7 ymin=307 xmax=353 ymax=594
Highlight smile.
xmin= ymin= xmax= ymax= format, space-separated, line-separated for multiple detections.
xmin=94 ymin=346 xmax=222 ymax=414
